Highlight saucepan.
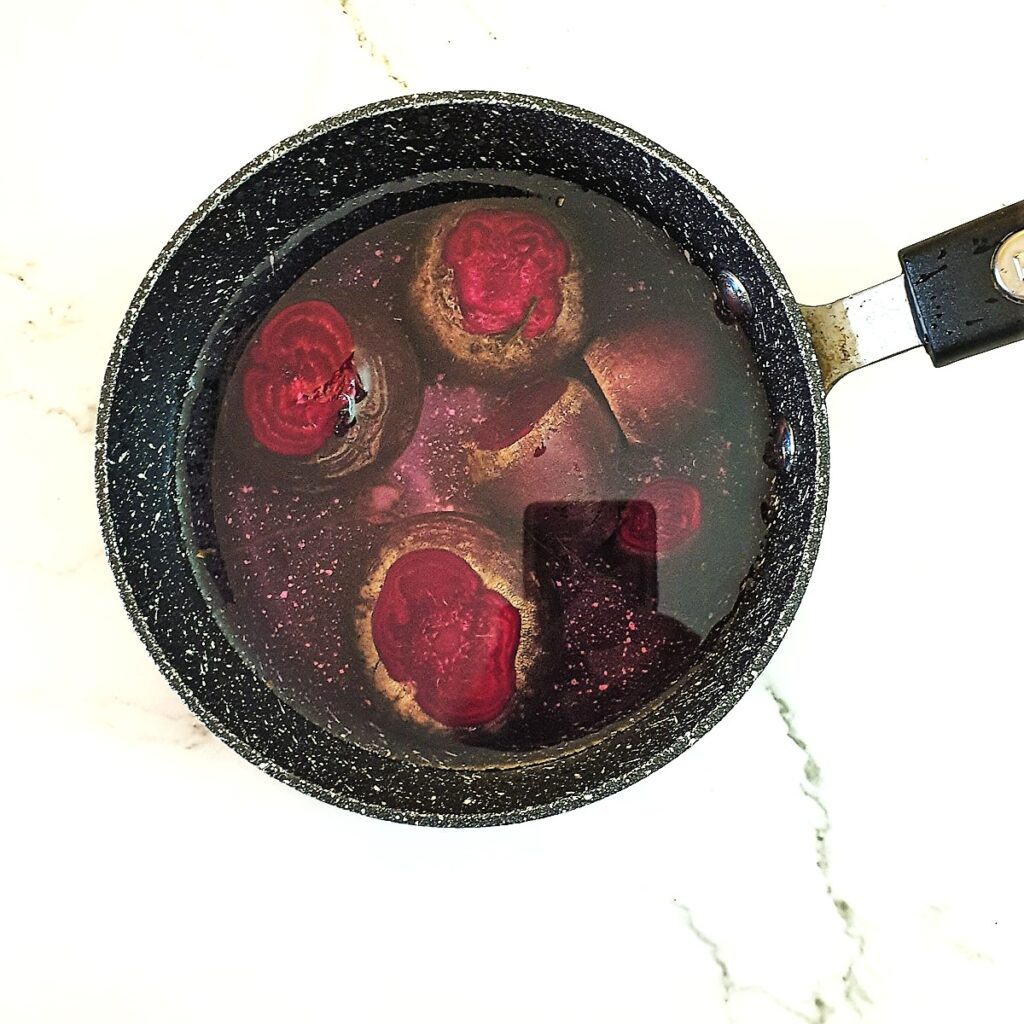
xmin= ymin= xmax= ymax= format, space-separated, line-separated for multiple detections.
xmin=96 ymin=92 xmax=1024 ymax=825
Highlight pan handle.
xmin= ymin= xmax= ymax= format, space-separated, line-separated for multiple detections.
xmin=801 ymin=200 xmax=1024 ymax=392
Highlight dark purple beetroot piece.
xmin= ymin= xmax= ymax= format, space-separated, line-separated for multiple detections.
xmin=584 ymin=319 xmax=711 ymax=446
xmin=472 ymin=375 xmax=569 ymax=451
xmin=466 ymin=375 xmax=622 ymax=515
xmin=354 ymin=376 xmax=499 ymax=523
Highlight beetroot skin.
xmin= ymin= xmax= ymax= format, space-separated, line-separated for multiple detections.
xmin=471 ymin=376 xmax=569 ymax=451
xmin=466 ymin=376 xmax=621 ymax=514
xmin=242 ymin=301 xmax=364 ymax=456
xmin=372 ymin=549 xmax=521 ymax=727
xmin=583 ymin=320 xmax=711 ymax=446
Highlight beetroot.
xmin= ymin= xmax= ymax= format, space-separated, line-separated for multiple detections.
xmin=216 ymin=301 xmax=422 ymax=497
xmin=442 ymin=209 xmax=570 ymax=339
xmin=372 ymin=549 xmax=521 ymax=727
xmin=365 ymin=378 xmax=497 ymax=522
xmin=618 ymin=479 xmax=703 ymax=556
xmin=467 ymin=376 xmax=621 ymax=514
xmin=472 ymin=376 xmax=569 ymax=451
xmin=242 ymin=301 xmax=362 ymax=456
xmin=410 ymin=203 xmax=585 ymax=384
xmin=584 ymin=320 xmax=710 ymax=446
xmin=356 ymin=515 xmax=538 ymax=730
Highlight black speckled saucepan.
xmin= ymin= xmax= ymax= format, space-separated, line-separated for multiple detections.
xmin=96 ymin=92 xmax=1024 ymax=826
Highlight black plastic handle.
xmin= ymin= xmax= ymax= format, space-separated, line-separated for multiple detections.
xmin=899 ymin=200 xmax=1024 ymax=367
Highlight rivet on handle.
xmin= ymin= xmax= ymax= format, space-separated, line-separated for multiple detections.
xmin=993 ymin=229 xmax=1024 ymax=303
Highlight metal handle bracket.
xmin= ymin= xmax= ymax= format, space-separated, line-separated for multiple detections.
xmin=800 ymin=276 xmax=923 ymax=393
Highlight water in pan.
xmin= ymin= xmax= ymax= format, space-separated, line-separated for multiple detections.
xmin=193 ymin=176 xmax=774 ymax=767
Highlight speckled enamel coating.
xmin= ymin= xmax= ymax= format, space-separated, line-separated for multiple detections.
xmin=95 ymin=92 xmax=829 ymax=827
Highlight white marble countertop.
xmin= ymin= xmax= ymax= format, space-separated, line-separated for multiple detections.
xmin=2 ymin=1 xmax=1023 ymax=1020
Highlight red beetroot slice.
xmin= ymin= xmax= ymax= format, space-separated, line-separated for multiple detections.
xmin=472 ymin=376 xmax=569 ymax=451
xmin=242 ymin=300 xmax=362 ymax=456
xmin=443 ymin=209 xmax=570 ymax=339
xmin=371 ymin=549 xmax=521 ymax=727
xmin=619 ymin=479 xmax=702 ymax=556
xmin=249 ymin=299 xmax=352 ymax=368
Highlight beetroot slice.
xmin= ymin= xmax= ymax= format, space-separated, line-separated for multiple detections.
xmin=241 ymin=301 xmax=361 ymax=456
xmin=442 ymin=209 xmax=570 ymax=339
xmin=371 ymin=549 xmax=521 ymax=727
xmin=472 ymin=376 xmax=569 ymax=451
xmin=619 ymin=479 xmax=702 ymax=555
xmin=242 ymin=366 xmax=337 ymax=457
xmin=250 ymin=299 xmax=353 ymax=369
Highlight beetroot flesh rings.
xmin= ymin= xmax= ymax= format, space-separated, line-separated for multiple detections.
xmin=619 ymin=479 xmax=703 ymax=556
xmin=371 ymin=549 xmax=521 ymax=727
xmin=443 ymin=209 xmax=570 ymax=339
xmin=242 ymin=300 xmax=364 ymax=456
